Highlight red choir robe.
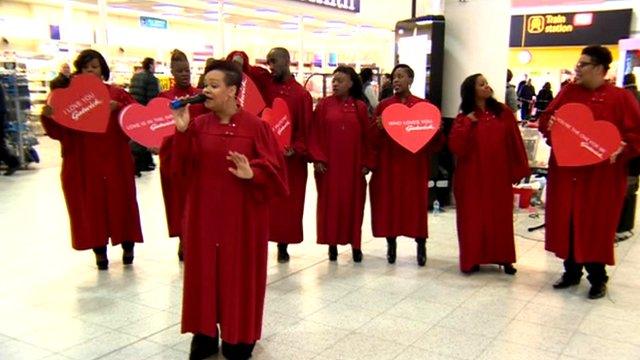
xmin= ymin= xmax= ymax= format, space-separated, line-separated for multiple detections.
xmin=41 ymin=84 xmax=143 ymax=250
xmin=369 ymin=94 xmax=444 ymax=238
xmin=539 ymin=83 xmax=640 ymax=265
xmin=308 ymin=95 xmax=371 ymax=248
xmin=449 ymin=105 xmax=530 ymax=271
xmin=225 ymin=51 xmax=271 ymax=101
xmin=158 ymin=86 xmax=207 ymax=237
xmin=174 ymin=110 xmax=288 ymax=343
xmin=265 ymin=77 xmax=313 ymax=243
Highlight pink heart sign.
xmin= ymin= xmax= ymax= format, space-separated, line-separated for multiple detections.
xmin=261 ymin=98 xmax=292 ymax=151
xmin=119 ymin=97 xmax=175 ymax=148
xmin=551 ymin=103 xmax=621 ymax=167
xmin=238 ymin=73 xmax=266 ymax=116
xmin=381 ymin=102 xmax=441 ymax=153
xmin=48 ymin=73 xmax=110 ymax=133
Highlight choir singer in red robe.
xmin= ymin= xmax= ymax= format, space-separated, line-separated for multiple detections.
xmin=308 ymin=66 xmax=371 ymax=262
xmin=41 ymin=49 xmax=143 ymax=270
xmin=449 ymin=74 xmax=529 ymax=275
xmin=158 ymin=49 xmax=207 ymax=261
xmin=172 ymin=60 xmax=288 ymax=360
xmin=369 ymin=64 xmax=444 ymax=266
xmin=265 ymin=47 xmax=313 ymax=263
xmin=539 ymin=45 xmax=640 ymax=299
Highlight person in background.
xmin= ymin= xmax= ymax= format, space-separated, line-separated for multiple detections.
xmin=308 ymin=66 xmax=371 ymax=263
xmin=129 ymin=57 xmax=160 ymax=175
xmin=0 ymin=85 xmax=20 ymax=175
xmin=534 ymin=82 xmax=554 ymax=117
xmin=172 ymin=60 xmax=287 ymax=360
xmin=197 ymin=57 xmax=216 ymax=89
xmin=449 ymin=73 xmax=529 ymax=274
xmin=369 ymin=64 xmax=444 ymax=267
xmin=616 ymin=73 xmax=640 ymax=241
xmin=158 ymin=49 xmax=208 ymax=261
xmin=517 ymin=78 xmax=536 ymax=121
xmin=265 ymin=47 xmax=313 ymax=263
xmin=505 ymin=69 xmax=518 ymax=114
xmin=360 ymin=67 xmax=378 ymax=113
xmin=41 ymin=49 xmax=143 ymax=270
xmin=50 ymin=63 xmax=71 ymax=90
xmin=378 ymin=73 xmax=393 ymax=101
xmin=539 ymin=45 xmax=640 ymax=299
xmin=225 ymin=50 xmax=271 ymax=101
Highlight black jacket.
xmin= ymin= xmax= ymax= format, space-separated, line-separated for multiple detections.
xmin=129 ymin=71 xmax=159 ymax=105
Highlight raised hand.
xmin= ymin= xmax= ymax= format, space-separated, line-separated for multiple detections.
xmin=610 ymin=141 xmax=626 ymax=164
xmin=173 ymin=104 xmax=191 ymax=132
xmin=227 ymin=151 xmax=254 ymax=179
xmin=314 ymin=162 xmax=327 ymax=174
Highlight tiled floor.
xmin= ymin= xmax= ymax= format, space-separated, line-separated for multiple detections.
xmin=1 ymin=137 xmax=640 ymax=359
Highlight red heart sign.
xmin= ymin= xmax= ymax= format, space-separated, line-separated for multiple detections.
xmin=551 ymin=103 xmax=622 ymax=167
xmin=119 ymin=97 xmax=175 ymax=148
xmin=381 ymin=102 xmax=441 ymax=153
xmin=238 ymin=73 xmax=266 ymax=116
xmin=262 ymin=98 xmax=292 ymax=151
xmin=48 ymin=73 xmax=111 ymax=133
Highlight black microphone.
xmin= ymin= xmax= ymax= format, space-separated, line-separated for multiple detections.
xmin=169 ymin=93 xmax=207 ymax=109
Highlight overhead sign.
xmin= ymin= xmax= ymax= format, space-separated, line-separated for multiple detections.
xmin=510 ymin=9 xmax=631 ymax=47
xmin=140 ymin=16 xmax=168 ymax=29
xmin=292 ymin=0 xmax=360 ymax=13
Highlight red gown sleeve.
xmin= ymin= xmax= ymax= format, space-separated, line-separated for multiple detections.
xmin=40 ymin=114 xmax=67 ymax=141
xmin=504 ymin=109 xmax=531 ymax=182
xmin=307 ymin=98 xmax=328 ymax=164
xmin=366 ymin=102 xmax=386 ymax=170
xmin=355 ymin=100 xmax=374 ymax=169
xmin=250 ymin=120 xmax=289 ymax=200
xmin=448 ymin=113 xmax=476 ymax=158
xmin=619 ymin=90 xmax=640 ymax=161
xmin=291 ymin=90 xmax=313 ymax=157
xmin=171 ymin=119 xmax=199 ymax=180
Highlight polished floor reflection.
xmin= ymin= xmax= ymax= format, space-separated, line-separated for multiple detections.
xmin=1 ymin=137 xmax=639 ymax=359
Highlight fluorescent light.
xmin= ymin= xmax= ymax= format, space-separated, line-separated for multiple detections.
xmin=280 ymin=22 xmax=298 ymax=30
xmin=326 ymin=20 xmax=345 ymax=28
xmin=256 ymin=8 xmax=278 ymax=15
xmin=204 ymin=11 xmax=218 ymax=18
xmin=239 ymin=22 xmax=257 ymax=28
xmin=152 ymin=5 xmax=184 ymax=14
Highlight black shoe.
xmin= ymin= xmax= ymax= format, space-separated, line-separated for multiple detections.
xmin=328 ymin=245 xmax=338 ymax=261
xmin=178 ymin=240 xmax=184 ymax=262
xmin=122 ymin=243 xmax=134 ymax=265
xmin=552 ymin=274 xmax=581 ymax=289
xmin=416 ymin=240 xmax=426 ymax=267
xmin=3 ymin=164 xmax=19 ymax=176
xmin=222 ymin=341 xmax=255 ymax=360
xmin=95 ymin=254 xmax=108 ymax=270
xmin=386 ymin=238 xmax=397 ymax=264
xmin=190 ymin=334 xmax=219 ymax=360
xmin=588 ymin=283 xmax=607 ymax=299
xmin=352 ymin=248 xmax=363 ymax=263
xmin=277 ymin=243 xmax=290 ymax=263
xmin=462 ymin=265 xmax=480 ymax=274
xmin=502 ymin=263 xmax=517 ymax=275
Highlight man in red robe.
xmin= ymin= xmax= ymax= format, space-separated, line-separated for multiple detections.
xmin=264 ymin=47 xmax=313 ymax=262
xmin=173 ymin=60 xmax=288 ymax=360
xmin=158 ymin=49 xmax=207 ymax=261
xmin=539 ymin=45 xmax=640 ymax=299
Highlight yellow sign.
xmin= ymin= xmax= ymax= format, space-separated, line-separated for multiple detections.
xmin=527 ymin=14 xmax=574 ymax=34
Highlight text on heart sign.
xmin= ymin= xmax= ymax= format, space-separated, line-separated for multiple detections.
xmin=554 ymin=115 xmax=607 ymax=159
xmin=62 ymin=92 xmax=103 ymax=122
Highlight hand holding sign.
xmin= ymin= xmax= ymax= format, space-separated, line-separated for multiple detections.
xmin=119 ymin=97 xmax=175 ymax=148
xmin=262 ymin=98 xmax=292 ymax=151
xmin=550 ymin=103 xmax=622 ymax=167
xmin=48 ymin=73 xmax=111 ymax=133
xmin=381 ymin=102 xmax=442 ymax=153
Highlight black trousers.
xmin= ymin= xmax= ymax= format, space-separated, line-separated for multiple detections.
xmin=563 ymin=219 xmax=608 ymax=285
xmin=0 ymin=129 xmax=19 ymax=168
xmin=617 ymin=176 xmax=638 ymax=233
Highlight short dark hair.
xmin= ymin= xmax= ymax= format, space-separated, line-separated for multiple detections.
xmin=204 ymin=60 xmax=243 ymax=95
xmin=459 ymin=73 xmax=503 ymax=117
xmin=73 ymin=49 xmax=110 ymax=81
xmin=581 ymin=45 xmax=612 ymax=72
xmin=392 ymin=64 xmax=414 ymax=80
xmin=142 ymin=57 xmax=154 ymax=72
xmin=269 ymin=47 xmax=291 ymax=62
xmin=360 ymin=68 xmax=373 ymax=83
xmin=170 ymin=49 xmax=188 ymax=65
xmin=507 ymin=69 xmax=513 ymax=83
xmin=334 ymin=66 xmax=365 ymax=102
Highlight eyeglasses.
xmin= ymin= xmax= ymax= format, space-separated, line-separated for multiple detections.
xmin=576 ymin=61 xmax=597 ymax=69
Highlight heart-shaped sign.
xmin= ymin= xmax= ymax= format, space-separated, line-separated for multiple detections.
xmin=238 ymin=73 xmax=266 ymax=116
xmin=381 ymin=102 xmax=442 ymax=153
xmin=48 ymin=73 xmax=111 ymax=133
xmin=551 ymin=103 xmax=622 ymax=167
xmin=261 ymin=98 xmax=292 ymax=151
xmin=119 ymin=97 xmax=175 ymax=148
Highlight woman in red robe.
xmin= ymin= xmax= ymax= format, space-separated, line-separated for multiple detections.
xmin=449 ymin=74 xmax=530 ymax=274
xmin=264 ymin=47 xmax=314 ymax=263
xmin=157 ymin=49 xmax=207 ymax=261
xmin=308 ymin=66 xmax=371 ymax=262
xmin=369 ymin=64 xmax=443 ymax=266
xmin=41 ymin=49 xmax=143 ymax=270
xmin=539 ymin=46 xmax=640 ymax=299
xmin=172 ymin=60 xmax=287 ymax=360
